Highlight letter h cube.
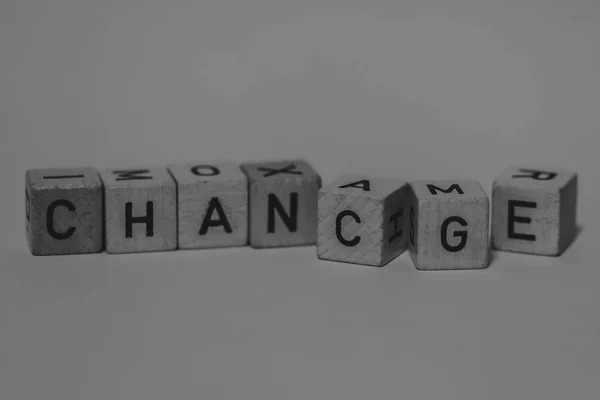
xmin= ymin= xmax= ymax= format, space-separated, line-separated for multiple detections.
xmin=100 ymin=167 xmax=177 ymax=254
xmin=409 ymin=180 xmax=490 ymax=270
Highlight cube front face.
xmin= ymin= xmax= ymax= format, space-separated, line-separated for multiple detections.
xmin=168 ymin=161 xmax=248 ymax=249
xmin=100 ymin=167 xmax=177 ymax=254
xmin=491 ymin=166 xmax=577 ymax=256
xmin=316 ymin=174 xmax=409 ymax=267
xmin=25 ymin=168 xmax=104 ymax=255
xmin=242 ymin=160 xmax=321 ymax=248
xmin=409 ymin=180 xmax=490 ymax=270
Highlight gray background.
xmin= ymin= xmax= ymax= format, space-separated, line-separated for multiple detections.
xmin=1 ymin=1 xmax=599 ymax=399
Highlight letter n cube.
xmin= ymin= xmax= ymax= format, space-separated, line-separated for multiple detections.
xmin=241 ymin=160 xmax=321 ymax=248
xmin=492 ymin=166 xmax=577 ymax=256
xmin=409 ymin=180 xmax=489 ymax=270
xmin=317 ymin=174 xmax=410 ymax=267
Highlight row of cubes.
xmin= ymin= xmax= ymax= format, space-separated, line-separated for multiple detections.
xmin=25 ymin=160 xmax=578 ymax=270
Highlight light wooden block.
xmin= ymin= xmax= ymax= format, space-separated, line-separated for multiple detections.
xmin=100 ymin=167 xmax=177 ymax=254
xmin=168 ymin=161 xmax=248 ymax=249
xmin=25 ymin=167 xmax=104 ymax=256
xmin=492 ymin=165 xmax=577 ymax=256
xmin=241 ymin=160 xmax=321 ymax=248
xmin=409 ymin=180 xmax=489 ymax=270
xmin=317 ymin=174 xmax=410 ymax=267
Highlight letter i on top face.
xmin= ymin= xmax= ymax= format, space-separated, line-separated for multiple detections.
xmin=241 ymin=160 xmax=322 ymax=248
xmin=100 ymin=167 xmax=177 ymax=254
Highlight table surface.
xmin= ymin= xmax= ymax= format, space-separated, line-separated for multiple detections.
xmin=1 ymin=1 xmax=599 ymax=399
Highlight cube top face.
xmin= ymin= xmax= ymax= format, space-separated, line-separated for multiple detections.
xmin=494 ymin=165 xmax=576 ymax=193
xmin=26 ymin=167 xmax=102 ymax=191
xmin=26 ymin=167 xmax=104 ymax=256
xmin=411 ymin=180 xmax=488 ymax=201
xmin=99 ymin=167 xmax=174 ymax=188
xmin=322 ymin=174 xmax=408 ymax=200
xmin=168 ymin=161 xmax=245 ymax=185
xmin=241 ymin=160 xmax=319 ymax=183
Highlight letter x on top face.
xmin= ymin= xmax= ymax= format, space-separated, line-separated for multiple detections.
xmin=241 ymin=160 xmax=320 ymax=182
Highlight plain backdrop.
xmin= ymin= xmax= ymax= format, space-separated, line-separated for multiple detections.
xmin=1 ymin=1 xmax=599 ymax=399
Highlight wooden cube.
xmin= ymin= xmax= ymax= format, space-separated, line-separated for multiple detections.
xmin=100 ymin=167 xmax=177 ymax=254
xmin=409 ymin=180 xmax=489 ymax=270
xmin=25 ymin=167 xmax=104 ymax=256
xmin=317 ymin=174 xmax=410 ymax=267
xmin=241 ymin=160 xmax=321 ymax=248
xmin=492 ymin=166 xmax=577 ymax=256
xmin=168 ymin=161 xmax=248 ymax=249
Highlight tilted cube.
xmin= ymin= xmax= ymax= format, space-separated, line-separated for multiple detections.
xmin=241 ymin=160 xmax=321 ymax=248
xmin=25 ymin=167 xmax=104 ymax=255
xmin=409 ymin=180 xmax=490 ymax=270
xmin=492 ymin=166 xmax=577 ymax=256
xmin=317 ymin=174 xmax=410 ymax=267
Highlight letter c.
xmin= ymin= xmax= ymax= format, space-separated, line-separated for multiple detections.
xmin=336 ymin=210 xmax=361 ymax=247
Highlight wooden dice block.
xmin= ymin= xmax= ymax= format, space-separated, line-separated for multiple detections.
xmin=25 ymin=167 xmax=104 ymax=256
xmin=409 ymin=180 xmax=489 ymax=270
xmin=241 ymin=160 xmax=321 ymax=248
xmin=492 ymin=166 xmax=577 ymax=256
xmin=100 ymin=167 xmax=177 ymax=254
xmin=168 ymin=161 xmax=248 ymax=249
xmin=317 ymin=174 xmax=410 ymax=267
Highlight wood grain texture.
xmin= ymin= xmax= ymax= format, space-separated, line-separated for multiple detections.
xmin=409 ymin=180 xmax=489 ymax=270
xmin=100 ymin=167 xmax=177 ymax=254
xmin=168 ymin=161 xmax=248 ymax=249
xmin=25 ymin=167 xmax=104 ymax=256
xmin=317 ymin=174 xmax=410 ymax=267
xmin=491 ymin=165 xmax=577 ymax=256
xmin=241 ymin=160 xmax=321 ymax=248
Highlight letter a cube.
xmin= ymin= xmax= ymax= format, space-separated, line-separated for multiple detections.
xmin=492 ymin=166 xmax=577 ymax=256
xmin=409 ymin=180 xmax=489 ymax=270
xmin=317 ymin=174 xmax=410 ymax=267
xmin=241 ymin=160 xmax=321 ymax=248
xmin=100 ymin=167 xmax=177 ymax=254
xmin=25 ymin=167 xmax=104 ymax=255
xmin=168 ymin=161 xmax=248 ymax=249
